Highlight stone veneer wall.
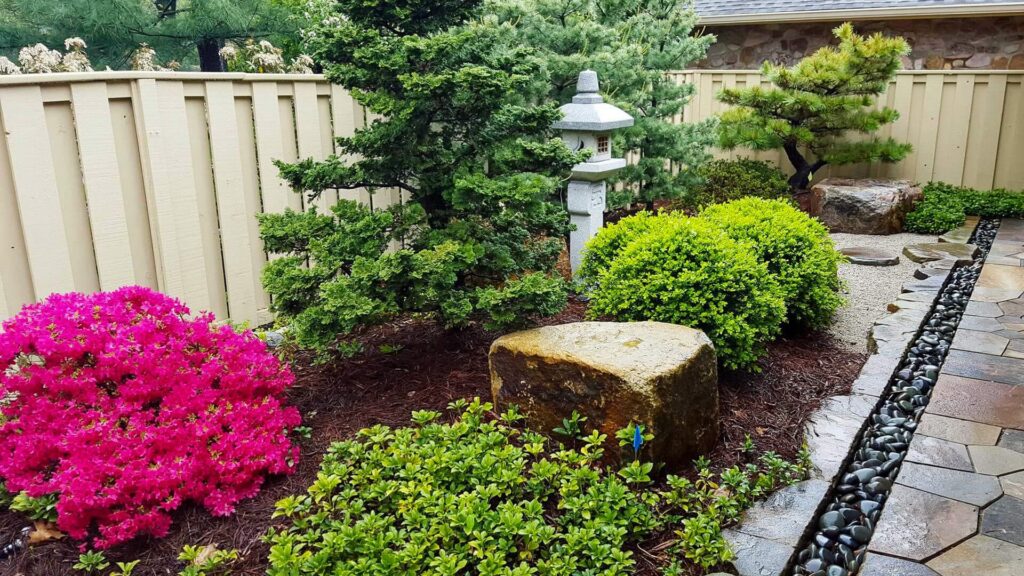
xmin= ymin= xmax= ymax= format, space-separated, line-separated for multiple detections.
xmin=698 ymin=16 xmax=1024 ymax=70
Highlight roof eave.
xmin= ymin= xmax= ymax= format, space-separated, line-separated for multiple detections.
xmin=698 ymin=3 xmax=1024 ymax=26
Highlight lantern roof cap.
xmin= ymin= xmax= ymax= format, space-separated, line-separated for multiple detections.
xmin=551 ymin=70 xmax=634 ymax=132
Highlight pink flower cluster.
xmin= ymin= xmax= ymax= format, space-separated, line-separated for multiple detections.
xmin=0 ymin=287 xmax=300 ymax=549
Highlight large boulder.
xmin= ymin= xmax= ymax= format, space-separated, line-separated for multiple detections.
xmin=807 ymin=178 xmax=923 ymax=234
xmin=489 ymin=321 xmax=718 ymax=466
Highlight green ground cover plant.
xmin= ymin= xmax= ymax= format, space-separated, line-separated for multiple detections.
xmin=688 ymin=158 xmax=790 ymax=209
xmin=584 ymin=216 xmax=786 ymax=370
xmin=265 ymin=399 xmax=807 ymax=575
xmin=905 ymin=182 xmax=1024 ymax=234
xmin=701 ymin=198 xmax=845 ymax=329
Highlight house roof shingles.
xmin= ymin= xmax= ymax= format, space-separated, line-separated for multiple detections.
xmin=695 ymin=0 xmax=1024 ymax=18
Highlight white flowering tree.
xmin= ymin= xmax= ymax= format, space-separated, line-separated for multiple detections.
xmin=0 ymin=38 xmax=93 ymax=75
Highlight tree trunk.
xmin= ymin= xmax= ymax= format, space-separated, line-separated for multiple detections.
xmin=197 ymin=38 xmax=225 ymax=72
xmin=782 ymin=143 xmax=826 ymax=191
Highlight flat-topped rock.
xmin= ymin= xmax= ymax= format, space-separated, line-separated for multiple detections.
xmin=489 ymin=321 xmax=718 ymax=466
xmin=807 ymin=178 xmax=923 ymax=234
xmin=840 ymin=246 xmax=900 ymax=266
xmin=903 ymin=242 xmax=979 ymax=265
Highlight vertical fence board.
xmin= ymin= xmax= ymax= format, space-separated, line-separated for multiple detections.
xmin=994 ymin=78 xmax=1024 ymax=190
xmin=252 ymin=82 xmax=294 ymax=215
xmin=206 ymin=82 xmax=260 ymax=324
xmin=0 ymin=85 xmax=77 ymax=296
xmin=234 ymin=96 xmax=272 ymax=324
xmin=133 ymin=79 xmax=214 ymax=313
xmin=71 ymin=82 xmax=139 ymax=289
xmin=109 ymin=97 xmax=159 ymax=288
xmin=330 ymin=85 xmax=369 ymax=204
xmin=294 ymin=82 xmax=330 ymax=212
xmin=0 ymin=105 xmax=34 ymax=317
xmin=934 ymin=75 xmax=974 ymax=185
xmin=964 ymin=75 xmax=1007 ymax=190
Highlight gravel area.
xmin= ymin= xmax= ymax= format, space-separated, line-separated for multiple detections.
xmin=828 ymin=231 xmax=937 ymax=353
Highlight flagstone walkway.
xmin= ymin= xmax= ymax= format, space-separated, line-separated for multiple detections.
xmin=863 ymin=219 xmax=1024 ymax=576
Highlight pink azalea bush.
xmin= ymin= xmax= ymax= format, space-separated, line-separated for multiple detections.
xmin=0 ymin=287 xmax=301 ymax=548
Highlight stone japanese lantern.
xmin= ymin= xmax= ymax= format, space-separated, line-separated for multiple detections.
xmin=552 ymin=70 xmax=634 ymax=276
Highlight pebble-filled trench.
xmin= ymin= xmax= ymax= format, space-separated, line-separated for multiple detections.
xmin=790 ymin=219 xmax=1001 ymax=576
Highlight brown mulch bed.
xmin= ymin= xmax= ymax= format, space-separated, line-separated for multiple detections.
xmin=0 ymin=301 xmax=865 ymax=576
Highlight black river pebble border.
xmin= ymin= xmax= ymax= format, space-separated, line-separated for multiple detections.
xmin=789 ymin=219 xmax=1001 ymax=576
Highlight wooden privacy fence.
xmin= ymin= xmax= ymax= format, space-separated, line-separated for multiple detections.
xmin=1 ymin=70 xmax=1023 ymax=325
xmin=670 ymin=70 xmax=1024 ymax=191
xmin=0 ymin=71 xmax=399 ymax=326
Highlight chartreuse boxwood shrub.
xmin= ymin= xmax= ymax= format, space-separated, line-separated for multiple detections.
xmin=576 ymin=211 xmax=685 ymax=289
xmin=701 ymin=198 xmax=845 ymax=329
xmin=0 ymin=287 xmax=301 ymax=549
xmin=905 ymin=182 xmax=1024 ymax=234
xmin=689 ymin=158 xmax=791 ymax=209
xmin=265 ymin=399 xmax=808 ymax=575
xmin=584 ymin=217 xmax=786 ymax=370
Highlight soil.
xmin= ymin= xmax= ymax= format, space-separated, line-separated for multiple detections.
xmin=0 ymin=301 xmax=865 ymax=576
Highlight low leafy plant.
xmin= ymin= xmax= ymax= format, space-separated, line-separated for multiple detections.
xmin=585 ymin=217 xmax=786 ymax=370
xmin=178 ymin=544 xmax=240 ymax=576
xmin=905 ymin=182 xmax=1024 ymax=233
xmin=688 ymin=158 xmax=791 ymax=209
xmin=701 ymin=197 xmax=845 ymax=329
xmin=73 ymin=551 xmax=110 ymax=573
xmin=0 ymin=287 xmax=301 ymax=548
xmin=265 ymin=400 xmax=807 ymax=575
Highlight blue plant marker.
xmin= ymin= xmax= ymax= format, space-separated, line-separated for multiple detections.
xmin=632 ymin=425 xmax=644 ymax=455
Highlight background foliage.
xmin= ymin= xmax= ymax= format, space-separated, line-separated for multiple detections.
xmin=687 ymin=158 xmax=790 ymax=210
xmin=490 ymin=0 xmax=717 ymax=209
xmin=905 ymin=182 xmax=1024 ymax=234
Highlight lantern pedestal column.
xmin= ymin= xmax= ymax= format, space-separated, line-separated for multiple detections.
xmin=567 ymin=180 xmax=607 ymax=275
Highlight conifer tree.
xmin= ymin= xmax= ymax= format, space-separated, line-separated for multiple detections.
xmin=0 ymin=0 xmax=296 ymax=71
xmin=717 ymin=24 xmax=912 ymax=190
xmin=257 ymin=0 xmax=579 ymax=353
xmin=493 ymin=0 xmax=716 ymax=209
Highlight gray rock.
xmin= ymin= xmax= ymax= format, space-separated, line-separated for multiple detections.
xmin=903 ymin=242 xmax=980 ymax=265
xmin=840 ymin=246 xmax=900 ymax=266
xmin=870 ymin=484 xmax=979 ymax=561
xmin=807 ymin=178 xmax=923 ymax=234
xmin=905 ymin=435 xmax=973 ymax=471
xmin=489 ymin=321 xmax=717 ymax=467
xmin=734 ymin=479 xmax=829 ymax=545
xmin=860 ymin=553 xmax=940 ymax=576
xmin=999 ymin=429 xmax=1024 ymax=454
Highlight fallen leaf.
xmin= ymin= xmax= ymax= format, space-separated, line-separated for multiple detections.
xmin=28 ymin=521 xmax=64 ymax=544
xmin=755 ymin=427 xmax=767 ymax=436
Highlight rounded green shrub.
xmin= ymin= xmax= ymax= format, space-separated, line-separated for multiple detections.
xmin=587 ymin=217 xmax=786 ymax=370
xmin=701 ymin=197 xmax=845 ymax=329
xmin=690 ymin=158 xmax=791 ymax=209
xmin=577 ymin=211 xmax=683 ymax=288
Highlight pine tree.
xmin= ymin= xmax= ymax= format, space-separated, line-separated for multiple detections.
xmin=0 ymin=0 xmax=297 ymax=71
xmin=258 ymin=0 xmax=579 ymax=353
xmin=492 ymin=0 xmax=717 ymax=209
xmin=717 ymin=24 xmax=912 ymax=190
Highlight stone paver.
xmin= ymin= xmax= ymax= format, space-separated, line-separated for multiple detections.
xmin=926 ymin=535 xmax=1024 ymax=576
xmin=869 ymin=484 xmax=978 ymax=561
xmin=968 ymin=445 xmax=1024 ymax=476
xmin=917 ymin=413 xmax=1001 ymax=445
xmin=905 ymin=435 xmax=973 ymax=472
xmin=950 ymin=329 xmax=1010 ymax=355
xmin=723 ymin=529 xmax=793 ymax=576
xmin=903 ymin=242 xmax=978 ymax=265
xmin=840 ymin=246 xmax=900 ymax=266
xmin=896 ymin=462 xmax=1002 ymax=506
xmin=1001 ymin=471 xmax=1024 ymax=500
xmin=733 ymin=479 xmax=828 ymax=545
xmin=860 ymin=553 xmax=941 ymax=576
xmin=981 ymin=496 xmax=1024 ymax=547
xmin=942 ymin=350 xmax=1024 ymax=386
xmin=999 ymin=429 xmax=1024 ymax=453
xmin=929 ymin=375 xmax=1024 ymax=429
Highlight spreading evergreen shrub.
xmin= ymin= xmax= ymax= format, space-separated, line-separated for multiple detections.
xmin=265 ymin=399 xmax=808 ymax=575
xmin=701 ymin=198 xmax=845 ymax=329
xmin=585 ymin=217 xmax=786 ymax=370
xmin=905 ymin=182 xmax=1024 ymax=234
xmin=689 ymin=158 xmax=790 ymax=209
